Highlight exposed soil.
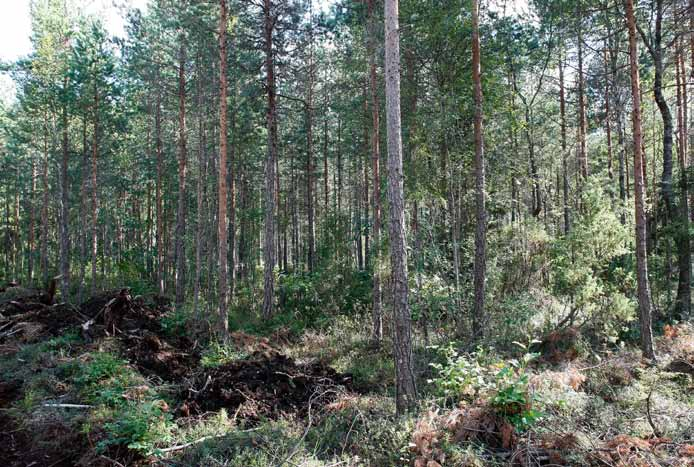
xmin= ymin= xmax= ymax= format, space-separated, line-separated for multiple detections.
xmin=0 ymin=380 xmax=84 ymax=467
xmin=124 ymin=330 xmax=200 ymax=381
xmin=185 ymin=351 xmax=353 ymax=421
xmin=0 ymin=284 xmax=355 ymax=465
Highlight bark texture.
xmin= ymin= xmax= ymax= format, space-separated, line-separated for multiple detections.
xmin=626 ymin=0 xmax=656 ymax=360
xmin=471 ymin=0 xmax=486 ymax=339
xmin=218 ymin=0 xmax=230 ymax=335
xmin=262 ymin=0 xmax=278 ymax=318
xmin=384 ymin=0 xmax=416 ymax=413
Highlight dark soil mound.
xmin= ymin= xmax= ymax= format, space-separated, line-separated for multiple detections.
xmin=80 ymin=290 xmax=200 ymax=381
xmin=124 ymin=330 xmax=200 ymax=381
xmin=0 ymin=303 xmax=84 ymax=344
xmin=187 ymin=352 xmax=353 ymax=421
xmin=80 ymin=289 xmax=168 ymax=338
xmin=0 ymin=287 xmax=172 ymax=345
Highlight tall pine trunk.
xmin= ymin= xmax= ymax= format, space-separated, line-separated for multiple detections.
xmin=626 ymin=0 xmax=656 ymax=360
xmin=306 ymin=32 xmax=316 ymax=273
xmin=471 ymin=0 xmax=486 ymax=339
xmin=576 ymin=6 xmax=588 ymax=180
xmin=559 ymin=51 xmax=570 ymax=234
xmin=175 ymin=40 xmax=188 ymax=305
xmin=41 ymin=114 xmax=49 ymax=285
xmin=155 ymin=82 xmax=165 ymax=295
xmin=262 ymin=0 xmax=278 ymax=317
xmin=59 ymin=77 xmax=70 ymax=300
xmin=91 ymin=82 xmax=99 ymax=294
xmin=218 ymin=0 xmax=230 ymax=334
xmin=675 ymin=46 xmax=691 ymax=317
xmin=384 ymin=0 xmax=416 ymax=413
xmin=367 ymin=0 xmax=382 ymax=344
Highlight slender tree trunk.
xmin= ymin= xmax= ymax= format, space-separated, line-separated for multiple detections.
xmin=644 ymin=0 xmax=689 ymax=315
xmin=217 ymin=0 xmax=230 ymax=334
xmin=471 ymin=0 xmax=486 ymax=339
xmin=175 ymin=39 xmax=188 ymax=305
xmin=604 ymin=46 xmax=614 ymax=182
xmin=262 ymin=0 xmax=277 ymax=317
xmin=193 ymin=58 xmax=206 ymax=318
xmin=577 ymin=7 xmax=588 ymax=180
xmin=675 ymin=47 xmax=691 ymax=317
xmin=617 ymin=107 xmax=628 ymax=224
xmin=355 ymin=152 xmax=364 ymax=271
xmin=384 ymin=0 xmax=416 ymax=413
xmin=367 ymin=0 xmax=382 ymax=344
xmin=275 ymin=137 xmax=281 ymax=272
xmin=626 ymin=0 xmax=656 ymax=360
xmin=291 ymin=149 xmax=299 ymax=268
xmin=337 ymin=117 xmax=343 ymax=217
xmin=13 ymin=166 xmax=19 ymax=280
xmin=651 ymin=0 xmax=674 ymax=222
xmin=362 ymin=90 xmax=370 ymax=268
xmin=323 ymin=108 xmax=329 ymax=216
xmin=559 ymin=53 xmax=570 ymax=234
xmin=59 ymin=78 xmax=70 ymax=300
xmin=78 ymin=118 xmax=88 ymax=302
xmin=306 ymin=69 xmax=316 ymax=272
xmin=229 ymin=37 xmax=238 ymax=297
xmin=91 ymin=81 xmax=99 ymax=294
xmin=41 ymin=114 xmax=49 ymax=285
xmin=155 ymin=83 xmax=164 ymax=295
xmin=28 ymin=156 xmax=37 ymax=285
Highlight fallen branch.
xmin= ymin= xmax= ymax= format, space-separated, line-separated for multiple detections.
xmin=43 ymin=403 xmax=93 ymax=409
xmin=159 ymin=433 xmax=228 ymax=453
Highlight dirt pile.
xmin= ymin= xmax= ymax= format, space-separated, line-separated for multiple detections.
xmin=0 ymin=283 xmax=83 ymax=344
xmin=0 ymin=285 xmax=175 ymax=348
xmin=124 ymin=330 xmax=200 ymax=381
xmin=0 ymin=284 xmax=355 ymax=464
xmin=79 ymin=289 xmax=202 ymax=381
xmin=80 ymin=289 xmax=169 ymax=338
xmin=185 ymin=351 xmax=353 ymax=421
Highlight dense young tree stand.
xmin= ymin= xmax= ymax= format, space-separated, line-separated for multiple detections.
xmin=0 ymin=0 xmax=693 ymax=464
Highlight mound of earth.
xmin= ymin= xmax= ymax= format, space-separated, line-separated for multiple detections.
xmin=185 ymin=352 xmax=353 ymax=421
xmin=124 ymin=330 xmax=200 ymax=381
xmin=80 ymin=289 xmax=170 ymax=338
xmin=0 ymin=303 xmax=84 ymax=344
xmin=0 ymin=286 xmax=173 ymax=347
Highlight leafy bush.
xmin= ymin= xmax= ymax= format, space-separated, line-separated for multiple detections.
xmin=429 ymin=343 xmax=541 ymax=430
xmin=550 ymin=180 xmax=635 ymax=342
xmin=67 ymin=352 xmax=176 ymax=456
xmin=100 ymin=400 xmax=173 ymax=455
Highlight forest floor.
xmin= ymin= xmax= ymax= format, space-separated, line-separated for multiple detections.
xmin=0 ymin=283 xmax=692 ymax=466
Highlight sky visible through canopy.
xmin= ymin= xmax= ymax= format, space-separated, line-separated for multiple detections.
xmin=0 ymin=0 xmax=528 ymax=105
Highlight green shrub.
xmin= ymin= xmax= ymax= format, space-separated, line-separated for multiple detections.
xmin=550 ymin=180 xmax=635 ymax=342
xmin=99 ymin=400 xmax=174 ymax=455
xmin=69 ymin=353 xmax=144 ymax=407
xmin=429 ymin=343 xmax=541 ymax=430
